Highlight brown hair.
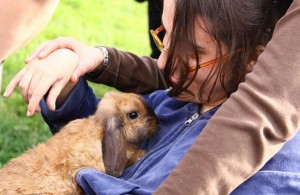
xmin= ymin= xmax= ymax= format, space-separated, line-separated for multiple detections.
xmin=164 ymin=0 xmax=288 ymax=102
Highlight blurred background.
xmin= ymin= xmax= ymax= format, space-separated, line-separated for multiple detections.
xmin=0 ymin=0 xmax=151 ymax=166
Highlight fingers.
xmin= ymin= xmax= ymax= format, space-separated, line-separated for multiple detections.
xmin=27 ymin=72 xmax=43 ymax=103
xmin=27 ymin=78 xmax=68 ymax=115
xmin=25 ymin=37 xmax=77 ymax=64
xmin=6 ymin=45 xmax=80 ymax=116
xmin=70 ymin=60 xmax=86 ymax=83
xmin=70 ymin=74 xmax=78 ymax=83
xmin=26 ymin=76 xmax=56 ymax=116
xmin=3 ymin=68 xmax=27 ymax=97
xmin=37 ymin=41 xmax=64 ymax=59
xmin=4 ymin=67 xmax=43 ymax=116
xmin=70 ymin=67 xmax=83 ymax=83
xmin=35 ymin=105 xmax=41 ymax=114
xmin=37 ymin=37 xmax=77 ymax=59
xmin=25 ymin=41 xmax=50 ymax=64
xmin=18 ymin=71 xmax=34 ymax=104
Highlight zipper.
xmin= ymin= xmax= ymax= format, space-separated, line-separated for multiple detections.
xmin=184 ymin=112 xmax=200 ymax=126
xmin=125 ymin=112 xmax=201 ymax=180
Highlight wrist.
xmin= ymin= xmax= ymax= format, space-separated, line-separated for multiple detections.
xmin=98 ymin=46 xmax=109 ymax=67
xmin=87 ymin=46 xmax=109 ymax=76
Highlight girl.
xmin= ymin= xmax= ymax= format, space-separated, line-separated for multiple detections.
xmin=5 ymin=0 xmax=299 ymax=194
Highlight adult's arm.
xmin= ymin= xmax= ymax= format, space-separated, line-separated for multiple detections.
xmin=155 ymin=1 xmax=300 ymax=194
xmin=84 ymin=47 xmax=168 ymax=94
xmin=0 ymin=0 xmax=59 ymax=62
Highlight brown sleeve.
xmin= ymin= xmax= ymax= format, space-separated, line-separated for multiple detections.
xmin=84 ymin=47 xmax=168 ymax=94
xmin=155 ymin=1 xmax=300 ymax=194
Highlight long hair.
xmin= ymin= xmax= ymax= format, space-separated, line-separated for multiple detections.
xmin=164 ymin=0 xmax=289 ymax=102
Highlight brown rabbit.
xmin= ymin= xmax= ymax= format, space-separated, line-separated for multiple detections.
xmin=0 ymin=92 xmax=158 ymax=195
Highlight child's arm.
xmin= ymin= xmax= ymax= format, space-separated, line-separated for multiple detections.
xmin=84 ymin=47 xmax=168 ymax=94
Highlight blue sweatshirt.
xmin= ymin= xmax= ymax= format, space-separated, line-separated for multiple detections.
xmin=41 ymin=78 xmax=300 ymax=195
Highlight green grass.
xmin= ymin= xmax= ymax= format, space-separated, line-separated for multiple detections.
xmin=0 ymin=0 xmax=151 ymax=166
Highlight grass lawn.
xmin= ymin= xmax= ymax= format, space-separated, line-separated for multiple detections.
xmin=0 ymin=0 xmax=151 ymax=166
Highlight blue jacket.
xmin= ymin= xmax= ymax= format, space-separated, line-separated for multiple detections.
xmin=41 ymin=78 xmax=300 ymax=195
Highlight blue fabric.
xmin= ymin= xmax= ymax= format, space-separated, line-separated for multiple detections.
xmin=232 ymin=129 xmax=300 ymax=194
xmin=41 ymin=78 xmax=300 ymax=195
xmin=41 ymin=77 xmax=99 ymax=134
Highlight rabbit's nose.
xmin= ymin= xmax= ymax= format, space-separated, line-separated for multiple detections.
xmin=110 ymin=170 xmax=123 ymax=177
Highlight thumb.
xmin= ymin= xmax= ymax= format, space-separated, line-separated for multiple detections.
xmin=70 ymin=74 xmax=78 ymax=83
xmin=70 ymin=65 xmax=84 ymax=83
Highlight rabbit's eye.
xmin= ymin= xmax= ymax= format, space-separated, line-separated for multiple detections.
xmin=128 ymin=112 xmax=139 ymax=119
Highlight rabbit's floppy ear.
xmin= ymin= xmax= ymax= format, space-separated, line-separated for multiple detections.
xmin=102 ymin=115 xmax=127 ymax=177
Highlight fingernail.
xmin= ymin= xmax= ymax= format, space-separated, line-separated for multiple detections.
xmin=27 ymin=110 xmax=32 ymax=116
xmin=26 ymin=55 xmax=33 ymax=61
xmin=39 ymin=52 xmax=45 ymax=58
xmin=3 ymin=91 xmax=8 ymax=97
xmin=73 ymin=74 xmax=78 ymax=82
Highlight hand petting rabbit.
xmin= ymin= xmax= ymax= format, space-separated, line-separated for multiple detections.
xmin=0 ymin=92 xmax=158 ymax=195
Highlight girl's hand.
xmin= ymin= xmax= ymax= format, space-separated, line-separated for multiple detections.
xmin=25 ymin=37 xmax=104 ymax=82
xmin=4 ymin=48 xmax=79 ymax=116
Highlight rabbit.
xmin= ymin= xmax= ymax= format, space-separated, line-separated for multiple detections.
xmin=0 ymin=91 xmax=158 ymax=195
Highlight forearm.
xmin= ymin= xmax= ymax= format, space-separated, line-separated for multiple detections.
xmin=84 ymin=47 xmax=168 ymax=94
xmin=0 ymin=0 xmax=59 ymax=61
xmin=155 ymin=1 xmax=300 ymax=194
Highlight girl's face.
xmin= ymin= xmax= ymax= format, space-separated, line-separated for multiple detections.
xmin=158 ymin=0 xmax=228 ymax=110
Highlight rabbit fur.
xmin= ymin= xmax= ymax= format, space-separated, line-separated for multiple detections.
xmin=0 ymin=92 xmax=158 ymax=195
